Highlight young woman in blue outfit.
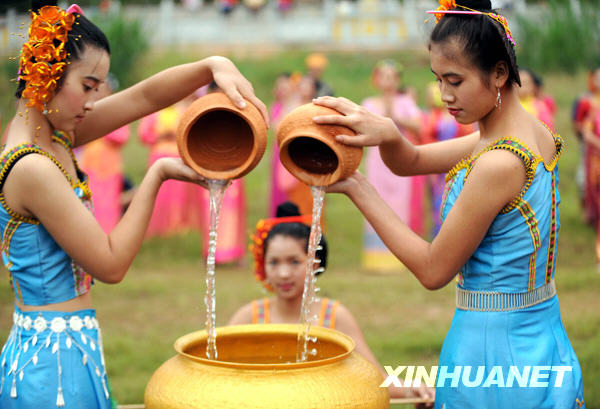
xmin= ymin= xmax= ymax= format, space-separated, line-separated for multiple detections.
xmin=312 ymin=0 xmax=585 ymax=407
xmin=0 ymin=2 xmax=267 ymax=408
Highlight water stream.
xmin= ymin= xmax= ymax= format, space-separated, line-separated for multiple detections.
xmin=296 ymin=185 xmax=326 ymax=362
xmin=204 ymin=179 xmax=230 ymax=360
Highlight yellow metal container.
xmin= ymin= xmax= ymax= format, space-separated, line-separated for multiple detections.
xmin=145 ymin=324 xmax=389 ymax=408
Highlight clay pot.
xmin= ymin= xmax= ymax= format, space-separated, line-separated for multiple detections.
xmin=276 ymin=103 xmax=363 ymax=186
xmin=145 ymin=324 xmax=389 ymax=409
xmin=177 ymin=92 xmax=267 ymax=180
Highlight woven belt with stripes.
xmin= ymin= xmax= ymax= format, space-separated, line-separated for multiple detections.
xmin=456 ymin=279 xmax=556 ymax=312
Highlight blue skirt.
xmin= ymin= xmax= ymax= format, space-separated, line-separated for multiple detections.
xmin=0 ymin=306 xmax=112 ymax=408
xmin=435 ymin=296 xmax=585 ymax=409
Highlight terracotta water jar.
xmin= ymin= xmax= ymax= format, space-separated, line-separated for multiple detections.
xmin=177 ymin=92 xmax=268 ymax=180
xmin=276 ymin=103 xmax=363 ymax=186
xmin=145 ymin=324 xmax=389 ymax=408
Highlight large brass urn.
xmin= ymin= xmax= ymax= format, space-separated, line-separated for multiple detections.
xmin=145 ymin=324 xmax=389 ymax=408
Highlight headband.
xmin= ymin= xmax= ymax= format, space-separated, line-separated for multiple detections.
xmin=18 ymin=5 xmax=82 ymax=112
xmin=249 ymin=215 xmax=312 ymax=290
xmin=426 ymin=0 xmax=516 ymax=47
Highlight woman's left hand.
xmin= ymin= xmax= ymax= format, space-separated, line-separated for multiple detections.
xmin=208 ymin=56 xmax=270 ymax=127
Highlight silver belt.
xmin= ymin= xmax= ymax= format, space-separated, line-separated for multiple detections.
xmin=456 ymin=279 xmax=556 ymax=312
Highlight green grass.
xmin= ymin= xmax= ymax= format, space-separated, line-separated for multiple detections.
xmin=1 ymin=49 xmax=599 ymax=407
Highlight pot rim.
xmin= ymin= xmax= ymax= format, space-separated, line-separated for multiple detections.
xmin=177 ymin=95 xmax=266 ymax=180
xmin=278 ymin=131 xmax=343 ymax=187
xmin=174 ymin=324 xmax=355 ymax=370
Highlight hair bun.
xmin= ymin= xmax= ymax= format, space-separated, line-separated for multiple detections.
xmin=31 ymin=0 xmax=59 ymax=11
xmin=455 ymin=0 xmax=492 ymax=11
xmin=276 ymin=201 xmax=301 ymax=218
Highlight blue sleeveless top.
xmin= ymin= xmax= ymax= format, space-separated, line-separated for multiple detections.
xmin=0 ymin=132 xmax=95 ymax=306
xmin=441 ymin=133 xmax=562 ymax=292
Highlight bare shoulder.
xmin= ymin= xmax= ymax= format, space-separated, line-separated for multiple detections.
xmin=331 ymin=302 xmax=360 ymax=329
xmin=227 ymin=301 xmax=255 ymax=326
xmin=5 ymin=152 xmax=70 ymax=193
xmin=468 ymin=148 xmax=526 ymax=203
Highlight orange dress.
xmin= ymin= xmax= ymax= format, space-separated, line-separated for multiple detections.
xmin=251 ymin=297 xmax=339 ymax=329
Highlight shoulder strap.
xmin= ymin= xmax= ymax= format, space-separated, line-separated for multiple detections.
xmin=0 ymin=144 xmax=72 ymax=192
xmin=52 ymin=131 xmax=87 ymax=182
xmin=252 ymin=298 xmax=269 ymax=324
xmin=319 ymin=298 xmax=340 ymax=329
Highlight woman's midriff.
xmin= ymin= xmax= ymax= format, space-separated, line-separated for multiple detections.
xmin=16 ymin=291 xmax=93 ymax=312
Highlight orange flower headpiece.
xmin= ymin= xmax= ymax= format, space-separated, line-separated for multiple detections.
xmin=427 ymin=1 xmax=516 ymax=47
xmin=250 ymin=215 xmax=312 ymax=290
xmin=18 ymin=6 xmax=77 ymax=112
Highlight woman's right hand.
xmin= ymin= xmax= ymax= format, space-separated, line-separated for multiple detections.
xmin=153 ymin=157 xmax=208 ymax=188
xmin=312 ymin=96 xmax=402 ymax=147
xmin=325 ymin=171 xmax=374 ymax=201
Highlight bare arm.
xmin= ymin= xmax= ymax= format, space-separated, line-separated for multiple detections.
xmin=379 ymin=130 xmax=479 ymax=176
xmin=6 ymin=155 xmax=206 ymax=283
xmin=227 ymin=302 xmax=254 ymax=325
xmin=74 ymin=56 xmax=268 ymax=146
xmin=313 ymin=96 xmax=479 ymax=176
xmin=329 ymin=149 xmax=525 ymax=290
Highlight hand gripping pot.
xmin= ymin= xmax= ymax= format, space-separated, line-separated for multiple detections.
xmin=177 ymin=92 xmax=268 ymax=180
xmin=276 ymin=103 xmax=363 ymax=186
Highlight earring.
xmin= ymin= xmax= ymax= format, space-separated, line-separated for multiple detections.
xmin=495 ymin=88 xmax=502 ymax=111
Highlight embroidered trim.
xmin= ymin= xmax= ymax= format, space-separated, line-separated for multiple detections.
xmin=443 ymin=132 xmax=563 ymax=215
xmin=515 ymin=199 xmax=541 ymax=291
xmin=51 ymin=131 xmax=72 ymax=150
xmin=545 ymin=171 xmax=558 ymax=283
xmin=2 ymin=218 xmax=23 ymax=269
xmin=0 ymin=144 xmax=72 ymax=224
xmin=52 ymin=131 xmax=92 ymax=202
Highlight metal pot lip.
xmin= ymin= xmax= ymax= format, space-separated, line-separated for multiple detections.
xmin=174 ymin=324 xmax=355 ymax=370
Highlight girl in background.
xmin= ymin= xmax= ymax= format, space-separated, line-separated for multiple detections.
xmin=229 ymin=202 xmax=434 ymax=405
xmin=421 ymin=82 xmax=476 ymax=237
xmin=361 ymin=60 xmax=422 ymax=272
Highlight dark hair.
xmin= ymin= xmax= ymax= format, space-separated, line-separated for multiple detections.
xmin=15 ymin=0 xmax=111 ymax=99
xmin=265 ymin=202 xmax=328 ymax=272
xmin=520 ymin=67 xmax=543 ymax=88
xmin=429 ymin=0 xmax=520 ymax=87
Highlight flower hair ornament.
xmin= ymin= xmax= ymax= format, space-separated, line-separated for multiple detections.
xmin=250 ymin=215 xmax=312 ymax=291
xmin=427 ymin=0 xmax=516 ymax=47
xmin=17 ymin=5 xmax=81 ymax=113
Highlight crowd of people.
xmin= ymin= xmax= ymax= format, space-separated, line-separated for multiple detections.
xmin=0 ymin=0 xmax=589 ymax=408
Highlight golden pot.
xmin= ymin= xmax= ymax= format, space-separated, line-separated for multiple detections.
xmin=177 ymin=92 xmax=268 ymax=180
xmin=145 ymin=324 xmax=389 ymax=408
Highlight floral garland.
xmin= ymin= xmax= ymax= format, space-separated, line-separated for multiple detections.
xmin=249 ymin=215 xmax=312 ymax=290
xmin=18 ymin=6 xmax=76 ymax=112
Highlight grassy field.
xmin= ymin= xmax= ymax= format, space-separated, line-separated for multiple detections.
xmin=0 ymin=49 xmax=599 ymax=407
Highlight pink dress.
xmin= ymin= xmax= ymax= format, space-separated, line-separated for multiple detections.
xmin=361 ymin=94 xmax=422 ymax=272
xmin=79 ymin=125 xmax=130 ymax=233
xmin=139 ymin=108 xmax=204 ymax=237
